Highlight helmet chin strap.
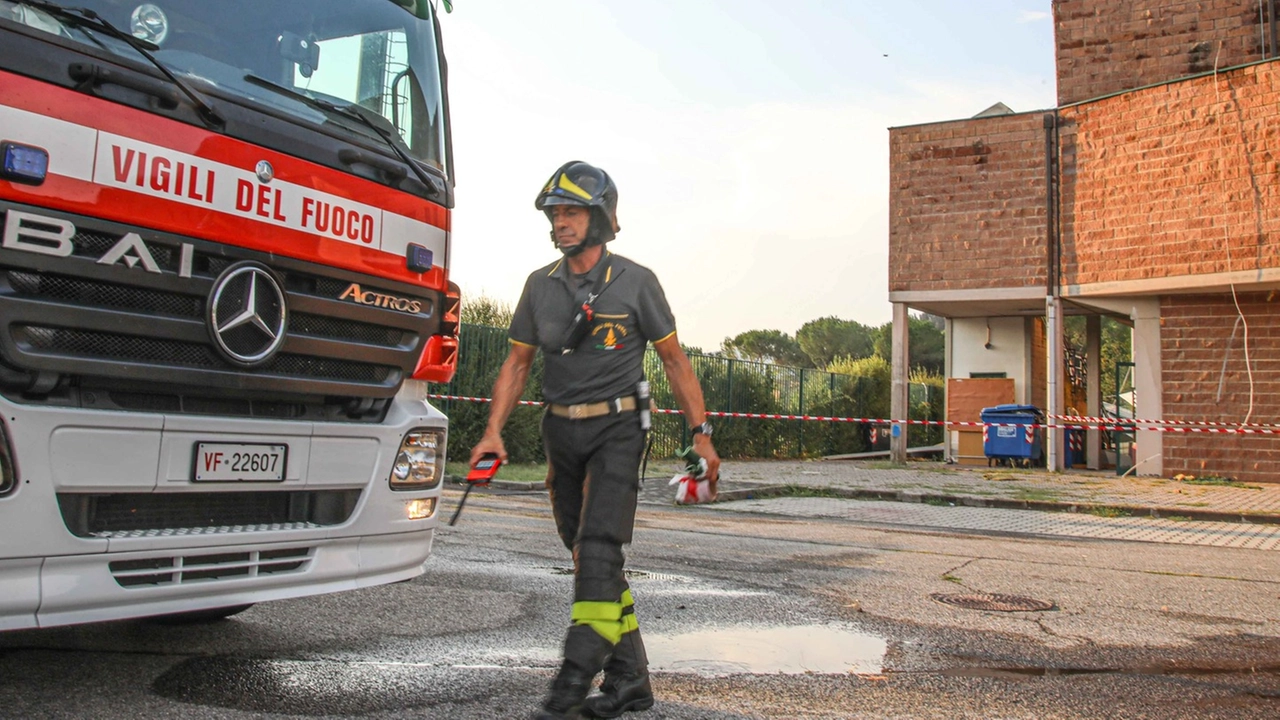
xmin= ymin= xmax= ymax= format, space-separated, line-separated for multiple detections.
xmin=550 ymin=222 xmax=606 ymax=257
xmin=554 ymin=236 xmax=589 ymax=257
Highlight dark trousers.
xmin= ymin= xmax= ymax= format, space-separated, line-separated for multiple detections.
xmin=543 ymin=410 xmax=645 ymax=637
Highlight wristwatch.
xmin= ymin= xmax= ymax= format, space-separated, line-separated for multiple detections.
xmin=691 ymin=421 xmax=713 ymax=438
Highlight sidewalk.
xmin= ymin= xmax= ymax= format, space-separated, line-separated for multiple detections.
xmin=631 ymin=459 xmax=1280 ymax=525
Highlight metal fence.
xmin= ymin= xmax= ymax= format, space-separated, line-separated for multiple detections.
xmin=430 ymin=323 xmax=942 ymax=463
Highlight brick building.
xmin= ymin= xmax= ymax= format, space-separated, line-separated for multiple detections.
xmin=888 ymin=0 xmax=1280 ymax=483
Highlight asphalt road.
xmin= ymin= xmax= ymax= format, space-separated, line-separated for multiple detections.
xmin=1 ymin=488 xmax=1278 ymax=719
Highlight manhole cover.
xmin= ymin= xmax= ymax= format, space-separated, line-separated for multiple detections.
xmin=930 ymin=593 xmax=1055 ymax=612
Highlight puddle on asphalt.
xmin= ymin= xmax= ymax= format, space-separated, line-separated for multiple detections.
xmin=646 ymin=624 xmax=887 ymax=676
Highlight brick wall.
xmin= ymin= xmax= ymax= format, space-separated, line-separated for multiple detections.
xmin=1059 ymin=60 xmax=1280 ymax=289
xmin=1161 ymin=292 xmax=1280 ymax=483
xmin=1055 ymin=0 xmax=1267 ymax=105
xmin=889 ymin=113 xmax=1049 ymax=294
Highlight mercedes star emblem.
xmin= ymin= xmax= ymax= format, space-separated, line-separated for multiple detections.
xmin=255 ymin=160 xmax=274 ymax=183
xmin=208 ymin=262 xmax=287 ymax=366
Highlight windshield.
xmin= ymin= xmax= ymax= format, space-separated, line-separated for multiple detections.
xmin=2 ymin=0 xmax=449 ymax=173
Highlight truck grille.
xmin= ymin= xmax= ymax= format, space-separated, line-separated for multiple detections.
xmin=57 ymin=490 xmax=361 ymax=538
xmin=9 ymin=271 xmax=201 ymax=316
xmin=109 ymin=547 xmax=313 ymax=588
xmin=0 ymin=202 xmax=439 ymax=405
xmin=16 ymin=325 xmax=393 ymax=383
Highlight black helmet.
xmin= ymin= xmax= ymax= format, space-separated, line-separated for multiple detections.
xmin=534 ymin=161 xmax=620 ymax=246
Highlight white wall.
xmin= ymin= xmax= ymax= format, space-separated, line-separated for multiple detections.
xmin=946 ymin=316 xmax=1033 ymax=460
xmin=949 ymin=317 xmax=1031 ymax=399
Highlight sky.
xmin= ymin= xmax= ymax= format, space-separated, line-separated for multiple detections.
xmin=437 ymin=0 xmax=1057 ymax=351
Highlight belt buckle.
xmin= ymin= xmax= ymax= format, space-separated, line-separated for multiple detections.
xmin=569 ymin=404 xmax=588 ymax=420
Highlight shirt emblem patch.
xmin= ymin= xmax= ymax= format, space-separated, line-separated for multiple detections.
xmin=591 ymin=322 xmax=628 ymax=350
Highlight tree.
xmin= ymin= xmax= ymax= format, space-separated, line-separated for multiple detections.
xmin=460 ymin=292 xmax=513 ymax=328
xmin=1063 ymin=315 xmax=1132 ymax=402
xmin=872 ymin=314 xmax=945 ymax=375
xmin=721 ymin=329 xmax=809 ymax=367
xmin=796 ymin=316 xmax=877 ymax=368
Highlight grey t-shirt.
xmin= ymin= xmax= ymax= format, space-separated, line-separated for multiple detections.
xmin=509 ymin=251 xmax=676 ymax=406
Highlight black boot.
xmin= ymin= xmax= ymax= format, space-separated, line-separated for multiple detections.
xmin=582 ymin=630 xmax=654 ymax=718
xmin=535 ymin=625 xmax=614 ymax=720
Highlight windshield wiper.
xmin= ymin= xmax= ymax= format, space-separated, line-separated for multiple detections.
xmin=244 ymin=74 xmax=443 ymax=200
xmin=21 ymin=0 xmax=223 ymax=129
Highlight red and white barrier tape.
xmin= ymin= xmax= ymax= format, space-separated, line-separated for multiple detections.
xmin=425 ymin=394 xmax=1280 ymax=435
xmin=1052 ymin=414 xmax=1279 ymax=429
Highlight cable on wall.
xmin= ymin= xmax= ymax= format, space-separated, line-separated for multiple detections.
xmin=1212 ymin=42 xmax=1258 ymax=424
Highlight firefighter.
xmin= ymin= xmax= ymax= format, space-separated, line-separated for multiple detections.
xmin=470 ymin=160 xmax=720 ymax=719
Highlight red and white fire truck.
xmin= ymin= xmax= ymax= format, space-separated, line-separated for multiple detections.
xmin=0 ymin=0 xmax=459 ymax=629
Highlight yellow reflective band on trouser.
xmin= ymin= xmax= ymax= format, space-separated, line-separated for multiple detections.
xmin=621 ymin=613 xmax=639 ymax=633
xmin=618 ymin=589 xmax=639 ymax=633
xmin=572 ymin=601 xmax=624 ymax=644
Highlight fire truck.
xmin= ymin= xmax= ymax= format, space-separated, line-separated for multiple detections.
xmin=0 ymin=0 xmax=459 ymax=629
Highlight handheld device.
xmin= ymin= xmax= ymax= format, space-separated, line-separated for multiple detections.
xmin=466 ymin=453 xmax=502 ymax=485
xmin=560 ymin=302 xmax=595 ymax=355
xmin=637 ymin=380 xmax=651 ymax=431
xmin=559 ymin=267 xmax=626 ymax=354
xmin=449 ymin=453 xmax=501 ymax=526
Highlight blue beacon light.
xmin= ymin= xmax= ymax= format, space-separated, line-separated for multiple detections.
xmin=1 ymin=143 xmax=49 ymax=185
xmin=406 ymin=243 xmax=433 ymax=273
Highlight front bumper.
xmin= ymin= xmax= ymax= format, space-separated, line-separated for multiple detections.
xmin=0 ymin=384 xmax=446 ymax=629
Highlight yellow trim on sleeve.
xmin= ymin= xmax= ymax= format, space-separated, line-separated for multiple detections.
xmin=509 ymin=339 xmax=536 ymax=348
xmin=653 ymin=330 xmax=677 ymax=345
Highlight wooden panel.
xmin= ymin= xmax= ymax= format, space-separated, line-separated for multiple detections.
xmin=955 ymin=430 xmax=987 ymax=466
xmin=947 ymin=378 xmax=1016 ymax=424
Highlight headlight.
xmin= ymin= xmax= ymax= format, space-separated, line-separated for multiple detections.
xmin=389 ymin=428 xmax=445 ymax=489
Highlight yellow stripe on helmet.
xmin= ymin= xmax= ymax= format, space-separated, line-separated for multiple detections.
xmin=558 ymin=173 xmax=594 ymax=200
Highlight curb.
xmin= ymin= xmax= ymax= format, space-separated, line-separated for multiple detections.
xmin=446 ymin=477 xmax=1280 ymax=526
xmin=707 ymin=484 xmax=1280 ymax=526
xmin=445 ymin=477 xmax=543 ymax=492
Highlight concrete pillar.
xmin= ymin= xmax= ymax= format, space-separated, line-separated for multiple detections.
xmin=1085 ymin=315 xmax=1102 ymax=469
xmin=1131 ymin=299 xmax=1163 ymax=476
xmin=890 ymin=302 xmax=909 ymax=464
xmin=943 ymin=316 xmax=955 ymax=462
xmin=1045 ymin=296 xmax=1063 ymax=471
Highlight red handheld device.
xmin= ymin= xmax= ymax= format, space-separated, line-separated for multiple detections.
xmin=465 ymin=454 xmax=502 ymax=485
xmin=449 ymin=453 xmax=500 ymax=527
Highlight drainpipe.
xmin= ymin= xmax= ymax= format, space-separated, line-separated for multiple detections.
xmin=1044 ymin=113 xmax=1057 ymax=298
xmin=1043 ymin=112 xmax=1062 ymax=472
xmin=1264 ymin=0 xmax=1274 ymax=58
xmin=1261 ymin=1 xmax=1268 ymax=58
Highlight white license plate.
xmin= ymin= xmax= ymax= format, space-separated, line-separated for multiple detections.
xmin=194 ymin=443 xmax=288 ymax=482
